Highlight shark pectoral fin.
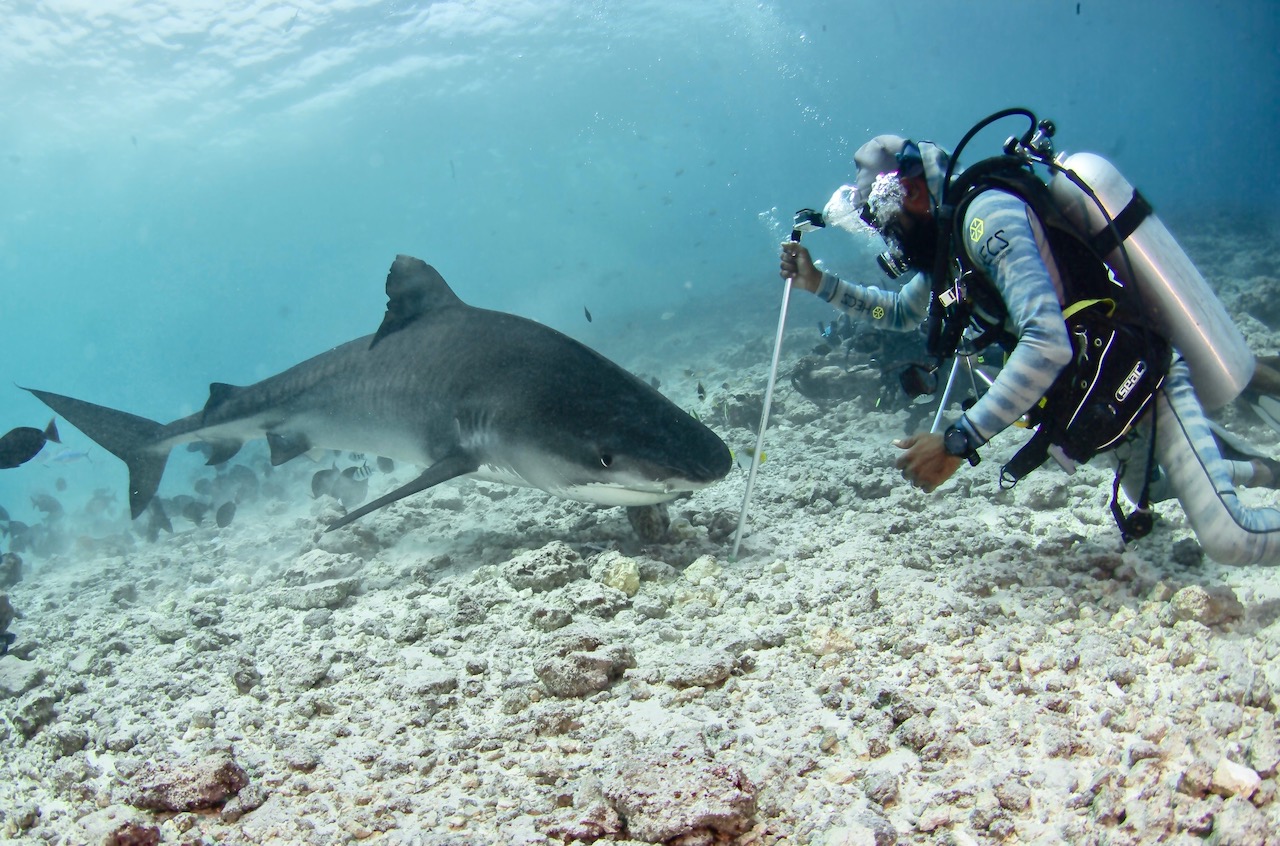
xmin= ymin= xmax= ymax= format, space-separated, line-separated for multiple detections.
xmin=204 ymin=439 xmax=244 ymax=465
xmin=325 ymin=451 xmax=477 ymax=532
xmin=266 ymin=432 xmax=312 ymax=465
xmin=368 ymin=255 xmax=463 ymax=349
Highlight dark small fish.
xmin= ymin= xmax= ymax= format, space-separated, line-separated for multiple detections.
xmin=30 ymin=493 xmax=63 ymax=518
xmin=216 ymin=501 xmax=236 ymax=528
xmin=584 ymin=306 xmax=593 ymax=323
xmin=179 ymin=497 xmax=211 ymax=526
xmin=7 ymin=520 xmax=29 ymax=551
xmin=194 ymin=478 xmax=214 ymax=496
xmin=348 ymin=452 xmax=365 ymax=461
xmin=311 ymin=464 xmax=341 ymax=499
xmin=285 ymin=8 xmax=299 ymax=30
xmin=376 ymin=456 xmax=395 ymax=473
xmin=144 ymin=498 xmax=172 ymax=541
xmin=696 ymin=382 xmax=706 ymax=401
xmin=649 ymin=376 xmax=661 ymax=390
xmin=85 ymin=488 xmax=116 ymax=517
xmin=0 ymin=419 xmax=60 ymax=469
xmin=333 ymin=465 xmax=370 ymax=508
xmin=0 ymin=504 xmax=8 ymax=523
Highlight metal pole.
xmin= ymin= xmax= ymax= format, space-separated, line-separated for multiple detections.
xmin=731 ymin=276 xmax=793 ymax=559
xmin=731 ymin=209 xmax=822 ymax=559
xmin=930 ymin=355 xmax=964 ymax=434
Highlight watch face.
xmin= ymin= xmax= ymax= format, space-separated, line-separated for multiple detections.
xmin=945 ymin=428 xmax=967 ymax=456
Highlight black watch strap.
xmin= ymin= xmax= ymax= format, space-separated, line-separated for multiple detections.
xmin=944 ymin=424 xmax=981 ymax=467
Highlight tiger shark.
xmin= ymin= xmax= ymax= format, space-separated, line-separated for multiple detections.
xmin=27 ymin=255 xmax=732 ymax=532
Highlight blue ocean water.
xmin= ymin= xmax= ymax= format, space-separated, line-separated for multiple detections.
xmin=1 ymin=0 xmax=1277 ymax=527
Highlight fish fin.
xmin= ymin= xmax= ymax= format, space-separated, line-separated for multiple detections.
xmin=326 ymin=451 xmax=477 ymax=532
xmin=24 ymin=388 xmax=169 ymax=519
xmin=203 ymin=383 xmax=245 ymax=419
xmin=44 ymin=418 xmax=61 ymax=444
xmin=266 ymin=432 xmax=312 ymax=465
xmin=1253 ymin=395 xmax=1280 ymax=437
xmin=204 ymin=439 xmax=244 ymax=465
xmin=1211 ymin=419 xmax=1274 ymax=462
xmin=369 ymin=255 xmax=463 ymax=349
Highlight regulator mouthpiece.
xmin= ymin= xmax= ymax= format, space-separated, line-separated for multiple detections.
xmin=821 ymin=185 xmax=872 ymax=236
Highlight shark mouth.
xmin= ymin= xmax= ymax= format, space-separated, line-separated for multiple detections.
xmin=549 ymin=481 xmax=691 ymax=507
xmin=470 ymin=458 xmax=706 ymax=507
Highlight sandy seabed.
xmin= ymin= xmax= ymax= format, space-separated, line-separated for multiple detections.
xmin=3 ymin=219 xmax=1280 ymax=846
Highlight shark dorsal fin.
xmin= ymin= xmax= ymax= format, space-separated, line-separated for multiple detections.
xmin=204 ymin=382 xmax=244 ymax=420
xmin=370 ymin=255 xmax=463 ymax=349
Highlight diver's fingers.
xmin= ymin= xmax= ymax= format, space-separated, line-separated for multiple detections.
xmin=779 ymin=244 xmax=800 ymax=279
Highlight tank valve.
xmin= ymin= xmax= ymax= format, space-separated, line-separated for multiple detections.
xmin=1028 ymin=119 xmax=1057 ymax=160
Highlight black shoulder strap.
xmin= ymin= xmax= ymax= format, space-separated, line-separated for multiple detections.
xmin=924 ymin=157 xmax=1042 ymax=361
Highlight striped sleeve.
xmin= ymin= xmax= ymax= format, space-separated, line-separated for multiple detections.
xmin=956 ymin=189 xmax=1073 ymax=443
xmin=816 ymin=270 xmax=932 ymax=331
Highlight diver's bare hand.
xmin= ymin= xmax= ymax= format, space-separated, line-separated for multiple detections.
xmin=779 ymin=242 xmax=822 ymax=293
xmin=893 ymin=433 xmax=963 ymax=493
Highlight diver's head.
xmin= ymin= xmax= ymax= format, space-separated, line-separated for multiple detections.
xmin=851 ymin=135 xmax=952 ymax=273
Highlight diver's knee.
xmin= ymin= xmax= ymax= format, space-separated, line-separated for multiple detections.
xmin=1190 ymin=523 xmax=1275 ymax=567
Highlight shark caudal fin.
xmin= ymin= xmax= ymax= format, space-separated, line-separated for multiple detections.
xmin=24 ymin=388 xmax=170 ymax=519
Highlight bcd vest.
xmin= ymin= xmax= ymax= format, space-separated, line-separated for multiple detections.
xmin=924 ymin=157 xmax=1172 ymax=488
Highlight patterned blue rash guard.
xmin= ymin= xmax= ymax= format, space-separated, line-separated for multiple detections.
xmin=815 ymin=188 xmax=1073 ymax=443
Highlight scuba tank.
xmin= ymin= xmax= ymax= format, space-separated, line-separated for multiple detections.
xmin=1048 ymin=152 xmax=1255 ymax=410
xmin=914 ymin=108 xmax=1254 ymax=542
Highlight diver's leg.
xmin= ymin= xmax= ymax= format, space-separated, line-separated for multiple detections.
xmin=1153 ymin=359 xmax=1280 ymax=566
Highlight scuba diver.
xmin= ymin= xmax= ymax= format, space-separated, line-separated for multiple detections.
xmin=779 ymin=108 xmax=1280 ymax=566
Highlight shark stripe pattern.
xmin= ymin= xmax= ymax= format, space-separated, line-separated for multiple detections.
xmin=27 ymin=255 xmax=732 ymax=532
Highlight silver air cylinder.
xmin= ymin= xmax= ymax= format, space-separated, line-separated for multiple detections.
xmin=1049 ymin=152 xmax=1254 ymax=410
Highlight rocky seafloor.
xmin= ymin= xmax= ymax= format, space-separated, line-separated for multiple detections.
xmin=2 ymin=217 xmax=1280 ymax=845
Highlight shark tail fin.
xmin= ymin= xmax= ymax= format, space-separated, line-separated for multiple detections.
xmin=24 ymin=388 xmax=170 ymax=519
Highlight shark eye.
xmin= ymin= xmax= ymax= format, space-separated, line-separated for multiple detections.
xmin=599 ymin=453 xmax=614 ymax=468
